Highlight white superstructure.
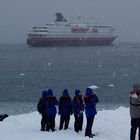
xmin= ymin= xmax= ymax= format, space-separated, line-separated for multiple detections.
xmin=27 ymin=13 xmax=117 ymax=46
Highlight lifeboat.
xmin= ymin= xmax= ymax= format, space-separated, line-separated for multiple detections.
xmin=71 ymin=26 xmax=89 ymax=33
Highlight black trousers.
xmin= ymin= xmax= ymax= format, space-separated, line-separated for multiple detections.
xmin=130 ymin=118 xmax=140 ymax=140
xmin=41 ymin=115 xmax=47 ymax=130
xmin=85 ymin=116 xmax=94 ymax=136
xmin=74 ymin=113 xmax=83 ymax=132
xmin=46 ymin=115 xmax=56 ymax=132
xmin=59 ymin=114 xmax=70 ymax=130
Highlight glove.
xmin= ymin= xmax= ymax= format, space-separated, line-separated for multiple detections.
xmin=79 ymin=110 xmax=83 ymax=114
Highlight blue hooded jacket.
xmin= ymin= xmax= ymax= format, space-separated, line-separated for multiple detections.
xmin=84 ymin=88 xmax=99 ymax=117
xmin=47 ymin=89 xmax=53 ymax=96
xmin=59 ymin=89 xmax=73 ymax=115
xmin=72 ymin=89 xmax=84 ymax=114
xmin=42 ymin=90 xmax=48 ymax=97
xmin=44 ymin=89 xmax=58 ymax=116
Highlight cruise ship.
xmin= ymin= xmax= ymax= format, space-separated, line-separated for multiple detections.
xmin=27 ymin=13 xmax=118 ymax=46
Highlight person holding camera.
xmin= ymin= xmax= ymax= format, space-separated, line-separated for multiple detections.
xmin=130 ymin=84 xmax=140 ymax=140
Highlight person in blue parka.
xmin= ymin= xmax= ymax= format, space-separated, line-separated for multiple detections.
xmin=37 ymin=90 xmax=48 ymax=131
xmin=58 ymin=89 xmax=73 ymax=130
xmin=84 ymin=88 xmax=99 ymax=138
xmin=44 ymin=89 xmax=58 ymax=132
xmin=72 ymin=89 xmax=84 ymax=133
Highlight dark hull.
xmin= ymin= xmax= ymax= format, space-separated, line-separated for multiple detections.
xmin=27 ymin=36 xmax=117 ymax=47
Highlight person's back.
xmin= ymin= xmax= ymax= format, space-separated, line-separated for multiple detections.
xmin=73 ymin=89 xmax=84 ymax=114
xmin=44 ymin=89 xmax=58 ymax=132
xmin=59 ymin=89 xmax=73 ymax=115
xmin=73 ymin=89 xmax=84 ymax=132
xmin=59 ymin=89 xmax=73 ymax=130
xmin=37 ymin=90 xmax=47 ymax=131
xmin=44 ymin=90 xmax=58 ymax=116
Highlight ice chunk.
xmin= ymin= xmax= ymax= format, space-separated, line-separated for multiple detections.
xmin=88 ymin=85 xmax=98 ymax=89
xmin=20 ymin=73 xmax=24 ymax=76
xmin=108 ymin=84 xmax=115 ymax=87
xmin=48 ymin=63 xmax=51 ymax=65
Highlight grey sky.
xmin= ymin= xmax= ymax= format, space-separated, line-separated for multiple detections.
xmin=0 ymin=0 xmax=140 ymax=43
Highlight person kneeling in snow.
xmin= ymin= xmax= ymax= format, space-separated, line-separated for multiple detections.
xmin=130 ymin=84 xmax=140 ymax=140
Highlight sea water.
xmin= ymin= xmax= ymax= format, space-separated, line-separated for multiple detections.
xmin=0 ymin=42 xmax=140 ymax=115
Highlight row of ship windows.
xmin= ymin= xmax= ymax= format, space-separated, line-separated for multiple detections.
xmin=33 ymin=30 xmax=48 ymax=32
xmin=32 ymin=27 xmax=47 ymax=29
xmin=30 ymin=30 xmax=112 ymax=34
xmin=28 ymin=34 xmax=102 ymax=37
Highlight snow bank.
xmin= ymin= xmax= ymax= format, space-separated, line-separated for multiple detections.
xmin=0 ymin=107 xmax=130 ymax=140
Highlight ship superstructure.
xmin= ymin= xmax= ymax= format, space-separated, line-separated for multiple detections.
xmin=27 ymin=13 xmax=117 ymax=46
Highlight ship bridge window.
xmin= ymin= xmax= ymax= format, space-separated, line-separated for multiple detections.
xmin=110 ymin=28 xmax=115 ymax=31
xmin=32 ymin=27 xmax=37 ymax=29
xmin=92 ymin=28 xmax=98 ymax=33
xmin=42 ymin=27 xmax=47 ymax=29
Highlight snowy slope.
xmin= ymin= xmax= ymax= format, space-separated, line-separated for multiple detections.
xmin=0 ymin=107 xmax=131 ymax=140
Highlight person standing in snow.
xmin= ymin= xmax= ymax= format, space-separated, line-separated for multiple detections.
xmin=72 ymin=89 xmax=84 ymax=133
xmin=58 ymin=89 xmax=73 ymax=130
xmin=37 ymin=90 xmax=47 ymax=131
xmin=130 ymin=84 xmax=140 ymax=140
xmin=44 ymin=89 xmax=58 ymax=132
xmin=84 ymin=88 xmax=99 ymax=138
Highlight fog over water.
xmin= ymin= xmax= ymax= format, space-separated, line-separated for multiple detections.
xmin=0 ymin=0 xmax=140 ymax=43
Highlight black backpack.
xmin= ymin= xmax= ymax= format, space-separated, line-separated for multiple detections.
xmin=37 ymin=100 xmax=45 ymax=113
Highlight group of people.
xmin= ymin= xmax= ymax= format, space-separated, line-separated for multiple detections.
xmin=37 ymin=84 xmax=140 ymax=140
xmin=37 ymin=87 xmax=99 ymax=138
xmin=0 ymin=84 xmax=139 ymax=140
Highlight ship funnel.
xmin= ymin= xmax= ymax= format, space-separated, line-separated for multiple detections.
xmin=55 ymin=13 xmax=67 ymax=22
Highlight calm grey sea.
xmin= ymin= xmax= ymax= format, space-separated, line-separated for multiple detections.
xmin=0 ymin=43 xmax=140 ymax=115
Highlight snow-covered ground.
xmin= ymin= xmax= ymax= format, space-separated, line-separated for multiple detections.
xmin=0 ymin=107 xmax=132 ymax=140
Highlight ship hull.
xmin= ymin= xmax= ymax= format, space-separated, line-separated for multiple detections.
xmin=27 ymin=36 xmax=117 ymax=47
